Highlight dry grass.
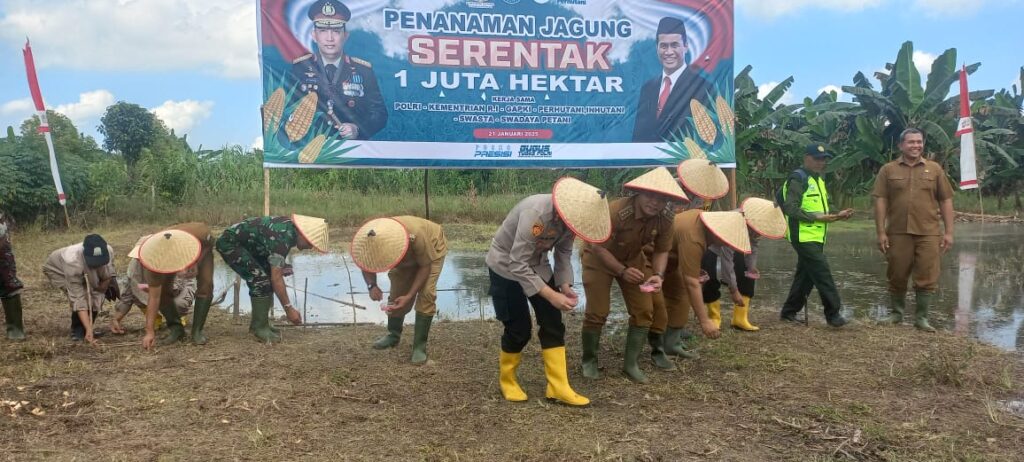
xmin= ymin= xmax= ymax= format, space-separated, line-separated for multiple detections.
xmin=2 ymin=225 xmax=1023 ymax=461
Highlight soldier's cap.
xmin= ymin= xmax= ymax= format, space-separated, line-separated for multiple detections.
xmin=82 ymin=234 xmax=110 ymax=268
xmin=805 ymin=144 xmax=833 ymax=159
xmin=656 ymin=17 xmax=686 ymax=38
xmin=309 ymin=0 xmax=350 ymax=29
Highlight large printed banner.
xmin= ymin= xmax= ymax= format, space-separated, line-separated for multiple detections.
xmin=259 ymin=0 xmax=734 ymax=168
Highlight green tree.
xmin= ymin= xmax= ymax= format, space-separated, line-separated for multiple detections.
xmin=98 ymin=101 xmax=158 ymax=181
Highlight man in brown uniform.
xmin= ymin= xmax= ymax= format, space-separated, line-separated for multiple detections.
xmin=872 ymin=128 xmax=955 ymax=332
xmin=581 ymin=167 xmax=688 ymax=383
xmin=353 ymin=216 xmax=447 ymax=365
xmin=138 ymin=223 xmax=217 ymax=350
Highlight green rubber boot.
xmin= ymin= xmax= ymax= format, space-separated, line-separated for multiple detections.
xmin=883 ymin=293 xmax=905 ymax=324
xmin=2 ymin=294 xmax=26 ymax=341
xmin=580 ymin=328 xmax=602 ymax=379
xmin=663 ymin=327 xmax=699 ymax=359
xmin=249 ymin=296 xmax=281 ymax=343
xmin=623 ymin=326 xmax=650 ymax=383
xmin=373 ymin=316 xmax=403 ymax=349
xmin=190 ymin=297 xmax=212 ymax=345
xmin=914 ymin=291 xmax=937 ymax=333
xmin=158 ymin=298 xmax=186 ymax=345
xmin=410 ymin=313 xmax=433 ymax=365
xmin=648 ymin=331 xmax=676 ymax=370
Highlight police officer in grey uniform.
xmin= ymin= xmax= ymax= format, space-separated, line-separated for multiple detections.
xmin=290 ymin=0 xmax=387 ymax=141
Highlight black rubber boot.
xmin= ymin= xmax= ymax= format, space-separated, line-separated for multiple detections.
xmin=2 ymin=294 xmax=26 ymax=341
xmin=373 ymin=316 xmax=403 ymax=349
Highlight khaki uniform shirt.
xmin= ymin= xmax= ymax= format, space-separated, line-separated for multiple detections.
xmin=43 ymin=243 xmax=116 ymax=312
xmin=669 ymin=210 xmax=707 ymax=279
xmin=871 ymin=158 xmax=954 ymax=236
xmin=486 ymin=194 xmax=574 ymax=296
xmin=392 ymin=216 xmax=447 ymax=269
xmin=118 ymin=258 xmax=196 ymax=315
xmin=585 ymin=196 xmax=674 ymax=271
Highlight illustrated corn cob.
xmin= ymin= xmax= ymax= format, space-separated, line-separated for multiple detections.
xmin=690 ymin=99 xmax=718 ymax=146
xmin=715 ymin=95 xmax=734 ymax=137
xmin=285 ymin=92 xmax=318 ymax=142
xmin=262 ymin=88 xmax=286 ymax=133
xmin=684 ymin=137 xmax=708 ymax=160
xmin=299 ymin=134 xmax=327 ymax=164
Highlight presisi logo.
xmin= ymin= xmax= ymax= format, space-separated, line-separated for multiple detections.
xmin=518 ymin=145 xmax=552 ymax=158
xmin=467 ymin=0 xmax=495 ymax=8
xmin=474 ymin=145 xmax=513 ymax=158
xmin=533 ymin=0 xmax=588 ymax=4
xmin=502 ymin=0 xmax=522 ymax=4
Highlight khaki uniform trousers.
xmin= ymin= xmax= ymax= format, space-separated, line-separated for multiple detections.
xmin=651 ymin=265 xmax=690 ymax=334
xmin=582 ymin=256 xmax=654 ymax=329
xmin=385 ymin=257 xmax=445 ymax=318
xmin=886 ymin=234 xmax=941 ymax=294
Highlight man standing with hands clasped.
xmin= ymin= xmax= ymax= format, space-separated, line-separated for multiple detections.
xmin=778 ymin=144 xmax=853 ymax=327
xmin=872 ymin=128 xmax=955 ymax=332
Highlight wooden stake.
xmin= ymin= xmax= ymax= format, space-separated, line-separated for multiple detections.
xmin=424 ymin=170 xmax=431 ymax=220
xmin=729 ymin=168 xmax=738 ymax=209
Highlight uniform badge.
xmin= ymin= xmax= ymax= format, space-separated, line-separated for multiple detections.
xmin=532 ymin=223 xmax=544 ymax=237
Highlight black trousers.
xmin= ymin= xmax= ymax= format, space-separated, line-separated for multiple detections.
xmin=488 ymin=268 xmax=565 ymax=353
xmin=701 ymin=250 xmax=756 ymax=303
xmin=780 ymin=241 xmax=842 ymax=319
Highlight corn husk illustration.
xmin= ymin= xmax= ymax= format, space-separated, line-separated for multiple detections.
xmin=285 ymin=92 xmax=318 ymax=142
xmin=298 ymin=134 xmax=327 ymax=164
xmin=690 ymin=100 xmax=718 ymax=146
xmin=715 ymin=95 xmax=734 ymax=137
xmin=263 ymin=88 xmax=286 ymax=133
xmin=684 ymin=137 xmax=708 ymax=160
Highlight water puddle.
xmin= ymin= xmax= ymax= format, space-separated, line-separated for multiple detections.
xmin=212 ymin=222 xmax=1024 ymax=352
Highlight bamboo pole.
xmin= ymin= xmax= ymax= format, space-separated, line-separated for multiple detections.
xmin=423 ymin=170 xmax=431 ymax=220
xmin=263 ymin=168 xmax=270 ymax=216
xmin=729 ymin=168 xmax=738 ymax=210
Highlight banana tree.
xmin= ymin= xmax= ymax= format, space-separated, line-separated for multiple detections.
xmin=974 ymin=67 xmax=1024 ymax=210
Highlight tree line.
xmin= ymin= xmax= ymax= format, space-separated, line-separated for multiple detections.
xmin=1 ymin=41 xmax=1021 ymax=226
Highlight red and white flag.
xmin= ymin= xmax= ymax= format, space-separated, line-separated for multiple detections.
xmin=22 ymin=39 xmax=67 ymax=205
xmin=956 ymin=64 xmax=978 ymax=190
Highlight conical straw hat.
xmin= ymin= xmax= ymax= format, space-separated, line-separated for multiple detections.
xmin=741 ymin=197 xmax=787 ymax=239
xmin=350 ymin=218 xmax=409 ymax=272
xmin=699 ymin=211 xmax=752 ymax=254
xmin=551 ymin=177 xmax=612 ymax=243
xmin=128 ymin=234 xmax=151 ymax=259
xmin=676 ymin=159 xmax=729 ymax=200
xmin=292 ymin=214 xmax=329 ymax=253
xmin=623 ymin=167 xmax=689 ymax=202
xmin=139 ymin=230 xmax=202 ymax=274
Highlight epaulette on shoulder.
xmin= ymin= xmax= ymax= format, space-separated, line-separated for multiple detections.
xmin=617 ymin=205 xmax=633 ymax=221
xmin=661 ymin=208 xmax=676 ymax=220
xmin=350 ymin=57 xmax=372 ymax=68
xmin=293 ymin=54 xmax=313 ymax=64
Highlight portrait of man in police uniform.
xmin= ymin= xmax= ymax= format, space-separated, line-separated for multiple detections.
xmin=290 ymin=0 xmax=388 ymax=140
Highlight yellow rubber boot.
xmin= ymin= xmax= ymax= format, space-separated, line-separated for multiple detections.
xmin=731 ymin=296 xmax=760 ymax=331
xmin=542 ymin=347 xmax=590 ymax=407
xmin=499 ymin=351 xmax=528 ymax=402
xmin=706 ymin=301 xmax=722 ymax=329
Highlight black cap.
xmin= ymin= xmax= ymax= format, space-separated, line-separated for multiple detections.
xmin=805 ymin=144 xmax=833 ymax=159
xmin=308 ymin=0 xmax=350 ymax=29
xmin=656 ymin=17 xmax=686 ymax=37
xmin=82 ymin=234 xmax=110 ymax=268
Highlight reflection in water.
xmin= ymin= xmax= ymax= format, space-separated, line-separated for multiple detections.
xmin=211 ymin=223 xmax=1024 ymax=351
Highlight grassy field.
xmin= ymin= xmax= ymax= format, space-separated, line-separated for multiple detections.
xmin=1 ymin=221 xmax=1023 ymax=461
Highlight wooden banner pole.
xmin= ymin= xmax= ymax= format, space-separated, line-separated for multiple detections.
xmin=424 ymin=170 xmax=431 ymax=220
xmin=263 ymin=168 xmax=271 ymax=216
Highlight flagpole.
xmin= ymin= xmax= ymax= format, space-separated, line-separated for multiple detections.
xmin=22 ymin=39 xmax=71 ymax=228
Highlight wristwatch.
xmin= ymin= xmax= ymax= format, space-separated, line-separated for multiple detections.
xmin=367 ymin=282 xmax=377 ymax=290
xmin=654 ymin=272 xmax=664 ymax=278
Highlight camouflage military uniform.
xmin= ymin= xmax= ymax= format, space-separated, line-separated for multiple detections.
xmin=289 ymin=53 xmax=388 ymax=141
xmin=0 ymin=211 xmax=24 ymax=298
xmin=215 ymin=216 xmax=298 ymax=297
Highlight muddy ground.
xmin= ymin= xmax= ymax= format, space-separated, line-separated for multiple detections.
xmin=1 ymin=224 xmax=1023 ymax=461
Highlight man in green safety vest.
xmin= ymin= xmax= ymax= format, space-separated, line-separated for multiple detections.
xmin=778 ymin=144 xmax=854 ymax=327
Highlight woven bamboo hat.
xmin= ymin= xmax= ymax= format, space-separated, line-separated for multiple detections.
xmin=128 ymin=234 xmax=151 ymax=259
xmin=676 ymin=159 xmax=729 ymax=200
xmin=741 ymin=197 xmax=787 ymax=239
xmin=551 ymin=177 xmax=612 ymax=243
xmin=624 ymin=167 xmax=689 ymax=202
xmin=699 ymin=211 xmax=752 ymax=254
xmin=292 ymin=214 xmax=329 ymax=253
xmin=350 ymin=218 xmax=409 ymax=273
xmin=139 ymin=230 xmax=202 ymax=274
